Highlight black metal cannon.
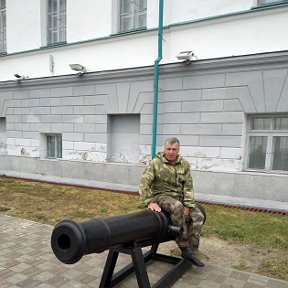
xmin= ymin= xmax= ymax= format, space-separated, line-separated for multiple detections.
xmin=51 ymin=203 xmax=206 ymax=288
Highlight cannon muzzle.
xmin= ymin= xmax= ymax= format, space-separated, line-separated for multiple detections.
xmin=51 ymin=209 xmax=178 ymax=264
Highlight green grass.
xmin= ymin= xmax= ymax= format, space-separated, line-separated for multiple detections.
xmin=259 ymin=258 xmax=288 ymax=280
xmin=232 ymin=262 xmax=251 ymax=271
xmin=0 ymin=177 xmax=142 ymax=224
xmin=202 ymin=205 xmax=288 ymax=250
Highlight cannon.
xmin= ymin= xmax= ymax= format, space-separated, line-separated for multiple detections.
xmin=51 ymin=208 xmax=179 ymax=264
xmin=51 ymin=203 xmax=206 ymax=288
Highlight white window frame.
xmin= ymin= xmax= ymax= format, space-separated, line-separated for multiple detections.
xmin=257 ymin=0 xmax=288 ymax=6
xmin=47 ymin=0 xmax=66 ymax=45
xmin=246 ymin=114 xmax=288 ymax=173
xmin=46 ymin=134 xmax=62 ymax=159
xmin=118 ymin=0 xmax=147 ymax=33
xmin=0 ymin=0 xmax=6 ymax=53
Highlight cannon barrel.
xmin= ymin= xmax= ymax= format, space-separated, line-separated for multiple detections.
xmin=51 ymin=209 xmax=178 ymax=264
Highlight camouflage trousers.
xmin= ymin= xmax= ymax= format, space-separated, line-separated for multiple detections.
xmin=156 ymin=196 xmax=204 ymax=251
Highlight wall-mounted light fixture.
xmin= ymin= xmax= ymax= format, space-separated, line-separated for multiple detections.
xmin=14 ymin=74 xmax=28 ymax=82
xmin=69 ymin=64 xmax=87 ymax=75
xmin=176 ymin=50 xmax=195 ymax=64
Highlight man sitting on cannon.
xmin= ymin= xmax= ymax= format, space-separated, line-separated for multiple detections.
xmin=139 ymin=137 xmax=205 ymax=267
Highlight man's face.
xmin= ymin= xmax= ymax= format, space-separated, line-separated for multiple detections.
xmin=164 ymin=142 xmax=179 ymax=164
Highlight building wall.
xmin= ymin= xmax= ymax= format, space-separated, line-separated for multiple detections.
xmin=67 ymin=0 xmax=113 ymax=42
xmin=5 ymin=0 xmax=256 ymax=53
xmin=1 ymin=2 xmax=288 ymax=81
xmin=1 ymin=51 xmax=288 ymax=202
xmin=6 ymin=0 xmax=42 ymax=53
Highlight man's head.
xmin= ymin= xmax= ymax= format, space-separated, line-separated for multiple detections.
xmin=164 ymin=137 xmax=180 ymax=164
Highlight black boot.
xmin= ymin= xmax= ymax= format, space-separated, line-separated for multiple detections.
xmin=180 ymin=247 xmax=204 ymax=267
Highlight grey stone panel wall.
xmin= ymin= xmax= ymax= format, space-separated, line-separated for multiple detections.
xmin=73 ymin=85 xmax=95 ymax=96
xmin=30 ymin=88 xmax=51 ymax=98
xmin=51 ymin=87 xmax=73 ymax=97
xmin=0 ymin=91 xmax=13 ymax=117
xmin=225 ymin=68 xmax=288 ymax=113
xmin=181 ymin=123 xmax=222 ymax=135
xmin=202 ymin=87 xmax=255 ymax=112
xmin=183 ymin=73 xmax=226 ymax=89
xmin=223 ymin=99 xmax=243 ymax=111
xmin=39 ymin=97 xmax=61 ymax=106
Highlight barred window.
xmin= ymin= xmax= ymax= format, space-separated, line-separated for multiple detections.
xmin=119 ymin=0 xmax=147 ymax=32
xmin=0 ymin=0 xmax=6 ymax=53
xmin=47 ymin=0 xmax=66 ymax=44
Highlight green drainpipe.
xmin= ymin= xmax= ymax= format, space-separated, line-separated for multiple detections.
xmin=152 ymin=0 xmax=164 ymax=159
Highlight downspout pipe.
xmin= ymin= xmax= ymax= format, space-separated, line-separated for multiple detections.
xmin=152 ymin=0 xmax=164 ymax=159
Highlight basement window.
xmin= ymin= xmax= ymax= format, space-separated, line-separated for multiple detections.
xmin=0 ymin=117 xmax=5 ymax=132
xmin=47 ymin=134 xmax=62 ymax=158
xmin=0 ymin=117 xmax=6 ymax=154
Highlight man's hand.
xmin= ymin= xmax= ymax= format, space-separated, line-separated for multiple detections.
xmin=148 ymin=202 xmax=161 ymax=212
xmin=184 ymin=207 xmax=192 ymax=224
xmin=183 ymin=207 xmax=190 ymax=217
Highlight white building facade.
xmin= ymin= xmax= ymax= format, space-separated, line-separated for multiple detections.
xmin=0 ymin=0 xmax=288 ymax=80
xmin=1 ymin=0 xmax=288 ymax=203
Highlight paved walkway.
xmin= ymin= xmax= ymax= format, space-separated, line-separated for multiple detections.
xmin=1 ymin=215 xmax=287 ymax=288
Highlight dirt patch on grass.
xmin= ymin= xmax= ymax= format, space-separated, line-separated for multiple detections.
xmin=158 ymin=236 xmax=288 ymax=281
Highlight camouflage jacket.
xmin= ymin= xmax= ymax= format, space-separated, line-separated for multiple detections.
xmin=139 ymin=152 xmax=196 ymax=208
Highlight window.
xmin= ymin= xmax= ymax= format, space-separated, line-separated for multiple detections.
xmin=47 ymin=0 xmax=66 ymax=45
xmin=0 ymin=117 xmax=5 ymax=133
xmin=246 ymin=115 xmax=288 ymax=172
xmin=119 ymin=0 xmax=147 ymax=32
xmin=258 ymin=0 xmax=288 ymax=5
xmin=0 ymin=117 xmax=6 ymax=154
xmin=47 ymin=134 xmax=62 ymax=158
xmin=0 ymin=0 xmax=6 ymax=53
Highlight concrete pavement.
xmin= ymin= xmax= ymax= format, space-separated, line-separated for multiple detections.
xmin=1 ymin=215 xmax=287 ymax=288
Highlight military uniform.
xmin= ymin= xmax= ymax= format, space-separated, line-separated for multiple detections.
xmin=139 ymin=152 xmax=204 ymax=252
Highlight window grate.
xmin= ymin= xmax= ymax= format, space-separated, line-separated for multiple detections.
xmin=0 ymin=0 xmax=6 ymax=53
xmin=119 ymin=0 xmax=147 ymax=33
xmin=47 ymin=0 xmax=66 ymax=45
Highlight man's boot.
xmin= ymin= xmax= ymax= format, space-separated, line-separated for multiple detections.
xmin=180 ymin=247 xmax=204 ymax=267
